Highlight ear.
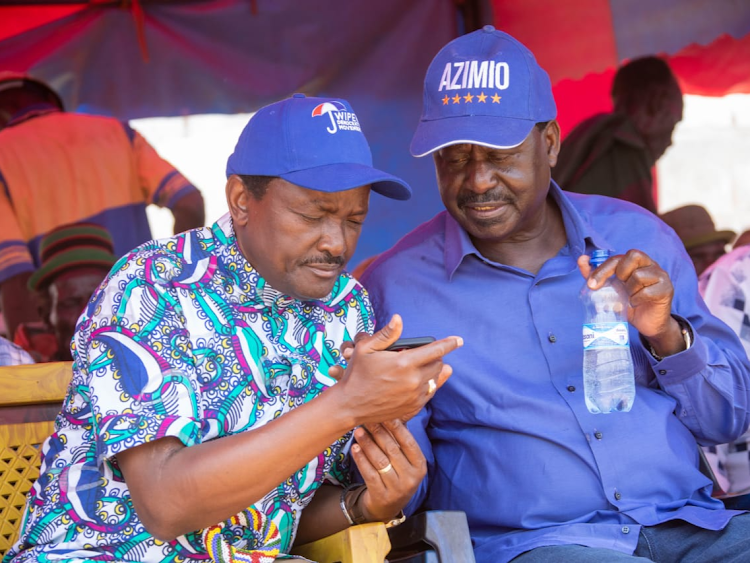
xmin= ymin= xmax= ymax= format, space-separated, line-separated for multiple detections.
xmin=543 ymin=120 xmax=561 ymax=168
xmin=225 ymin=175 xmax=250 ymax=227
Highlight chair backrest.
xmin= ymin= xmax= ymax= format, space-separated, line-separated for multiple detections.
xmin=0 ymin=362 xmax=73 ymax=558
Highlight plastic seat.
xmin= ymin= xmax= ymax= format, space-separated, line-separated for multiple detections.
xmin=0 ymin=362 xmax=72 ymax=558
xmin=293 ymin=510 xmax=475 ymax=563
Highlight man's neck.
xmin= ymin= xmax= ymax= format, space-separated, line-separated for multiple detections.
xmin=472 ymin=196 xmax=567 ymax=275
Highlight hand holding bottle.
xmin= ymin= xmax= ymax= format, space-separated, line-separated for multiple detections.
xmin=578 ymin=249 xmax=685 ymax=358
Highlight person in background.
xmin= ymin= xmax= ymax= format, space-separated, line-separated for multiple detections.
xmin=0 ymin=72 xmax=205 ymax=340
xmin=0 ymin=334 xmax=34 ymax=366
xmin=733 ymin=229 xmax=750 ymax=250
xmin=699 ymin=245 xmax=750 ymax=507
xmin=5 ymin=94 xmax=462 ymax=563
xmin=14 ymin=222 xmax=120 ymax=362
xmin=660 ymin=204 xmax=735 ymax=276
xmin=361 ymin=26 xmax=750 ymax=563
xmin=553 ymin=56 xmax=683 ymax=214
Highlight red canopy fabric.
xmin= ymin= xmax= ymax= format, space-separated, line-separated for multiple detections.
xmin=491 ymin=0 xmax=750 ymax=137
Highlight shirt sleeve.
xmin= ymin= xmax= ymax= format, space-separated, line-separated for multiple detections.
xmin=125 ymin=124 xmax=200 ymax=210
xmin=649 ymin=244 xmax=750 ymax=447
xmin=0 ymin=172 xmax=34 ymax=284
xmin=74 ymin=249 xmax=203 ymax=468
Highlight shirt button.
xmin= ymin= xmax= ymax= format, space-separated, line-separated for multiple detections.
xmin=659 ymin=369 xmax=667 ymax=375
xmin=594 ymin=431 xmax=603 ymax=440
xmin=614 ymin=491 xmax=622 ymax=500
xmin=548 ymin=333 xmax=557 ymax=343
xmin=567 ymin=385 xmax=576 ymax=392
xmin=622 ymin=526 xmax=630 ymax=534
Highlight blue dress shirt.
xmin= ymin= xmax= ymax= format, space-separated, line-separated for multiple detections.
xmin=360 ymin=183 xmax=750 ymax=563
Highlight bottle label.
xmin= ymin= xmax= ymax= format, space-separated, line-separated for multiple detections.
xmin=583 ymin=322 xmax=630 ymax=350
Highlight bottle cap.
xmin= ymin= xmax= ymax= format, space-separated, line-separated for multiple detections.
xmin=590 ymin=249 xmax=611 ymax=268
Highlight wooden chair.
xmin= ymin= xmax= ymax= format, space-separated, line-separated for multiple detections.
xmin=0 ymin=362 xmax=473 ymax=562
xmin=0 ymin=361 xmax=72 ymax=558
xmin=293 ymin=510 xmax=474 ymax=563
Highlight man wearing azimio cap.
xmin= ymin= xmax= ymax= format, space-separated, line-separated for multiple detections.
xmin=5 ymin=94 xmax=462 ymax=563
xmin=361 ymin=26 xmax=750 ymax=562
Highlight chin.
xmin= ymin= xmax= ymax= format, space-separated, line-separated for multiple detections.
xmin=290 ymin=282 xmax=337 ymax=302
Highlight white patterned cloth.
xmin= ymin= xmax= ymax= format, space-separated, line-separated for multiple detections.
xmin=0 ymin=334 xmax=34 ymax=366
xmin=700 ymin=245 xmax=750 ymax=494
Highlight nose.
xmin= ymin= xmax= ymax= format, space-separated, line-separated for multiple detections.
xmin=465 ymin=156 xmax=497 ymax=194
xmin=318 ymin=218 xmax=347 ymax=257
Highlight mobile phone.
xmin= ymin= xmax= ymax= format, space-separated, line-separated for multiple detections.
xmin=386 ymin=336 xmax=436 ymax=351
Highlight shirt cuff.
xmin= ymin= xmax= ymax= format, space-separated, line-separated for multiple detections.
xmin=643 ymin=316 xmax=707 ymax=384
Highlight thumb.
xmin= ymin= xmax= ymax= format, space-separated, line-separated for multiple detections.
xmin=361 ymin=314 xmax=403 ymax=353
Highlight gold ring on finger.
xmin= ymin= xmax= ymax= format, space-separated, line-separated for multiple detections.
xmin=377 ymin=462 xmax=393 ymax=474
xmin=427 ymin=378 xmax=437 ymax=396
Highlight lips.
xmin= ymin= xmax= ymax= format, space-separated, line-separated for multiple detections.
xmin=463 ymin=202 xmax=507 ymax=219
xmin=305 ymin=263 xmax=342 ymax=279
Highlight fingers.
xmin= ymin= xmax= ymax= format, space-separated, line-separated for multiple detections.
xmin=398 ymin=335 xmax=463 ymax=367
xmin=340 ymin=340 xmax=355 ymax=359
xmin=352 ymin=427 xmax=398 ymax=487
xmin=358 ymin=426 xmax=402 ymax=477
xmin=584 ymin=250 xmax=665 ymax=290
xmin=577 ymin=255 xmax=592 ymax=280
xmin=327 ymin=364 xmax=345 ymax=381
xmin=359 ymin=315 xmax=404 ymax=353
xmin=381 ymin=419 xmax=425 ymax=468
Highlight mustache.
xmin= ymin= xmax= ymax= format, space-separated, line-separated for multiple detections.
xmin=457 ymin=188 xmax=513 ymax=208
xmin=301 ymin=252 xmax=345 ymax=267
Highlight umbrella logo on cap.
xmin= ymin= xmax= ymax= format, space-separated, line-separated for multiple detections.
xmin=312 ymin=101 xmax=348 ymax=134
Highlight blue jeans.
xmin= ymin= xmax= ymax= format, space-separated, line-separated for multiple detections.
xmin=511 ymin=513 xmax=750 ymax=562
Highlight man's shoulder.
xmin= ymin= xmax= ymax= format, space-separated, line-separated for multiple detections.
xmin=108 ymin=225 xmax=220 ymax=284
xmin=567 ymin=191 xmax=664 ymax=231
xmin=565 ymin=191 xmax=687 ymax=263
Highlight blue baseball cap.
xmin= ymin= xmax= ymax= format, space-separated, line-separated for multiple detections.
xmin=411 ymin=25 xmax=557 ymax=157
xmin=227 ymin=94 xmax=411 ymax=200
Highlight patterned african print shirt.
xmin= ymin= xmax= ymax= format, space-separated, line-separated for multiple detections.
xmin=700 ymin=246 xmax=750 ymax=495
xmin=5 ymin=213 xmax=373 ymax=563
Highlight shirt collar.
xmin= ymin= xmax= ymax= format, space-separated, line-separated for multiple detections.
xmin=443 ymin=180 xmax=611 ymax=278
xmin=5 ymin=103 xmax=60 ymax=128
xmin=211 ymin=213 xmax=338 ymax=314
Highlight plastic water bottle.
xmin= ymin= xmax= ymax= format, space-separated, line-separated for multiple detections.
xmin=581 ymin=249 xmax=636 ymax=414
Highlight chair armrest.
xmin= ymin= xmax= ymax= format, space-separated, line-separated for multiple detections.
xmin=387 ymin=510 xmax=475 ymax=563
xmin=292 ymin=522 xmax=391 ymax=563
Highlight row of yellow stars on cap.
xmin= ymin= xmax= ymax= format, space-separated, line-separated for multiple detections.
xmin=442 ymin=92 xmax=502 ymax=105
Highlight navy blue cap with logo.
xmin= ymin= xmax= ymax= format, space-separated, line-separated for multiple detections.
xmin=411 ymin=25 xmax=557 ymax=157
xmin=227 ymin=93 xmax=412 ymax=200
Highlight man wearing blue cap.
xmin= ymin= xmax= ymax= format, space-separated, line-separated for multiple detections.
xmin=5 ymin=94 xmax=462 ymax=563
xmin=361 ymin=26 xmax=750 ymax=562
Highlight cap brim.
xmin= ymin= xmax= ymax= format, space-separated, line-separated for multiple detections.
xmin=28 ymin=249 xmax=117 ymax=291
xmin=410 ymin=114 xmax=538 ymax=157
xmin=684 ymin=230 xmax=736 ymax=250
xmin=280 ymin=163 xmax=412 ymax=201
